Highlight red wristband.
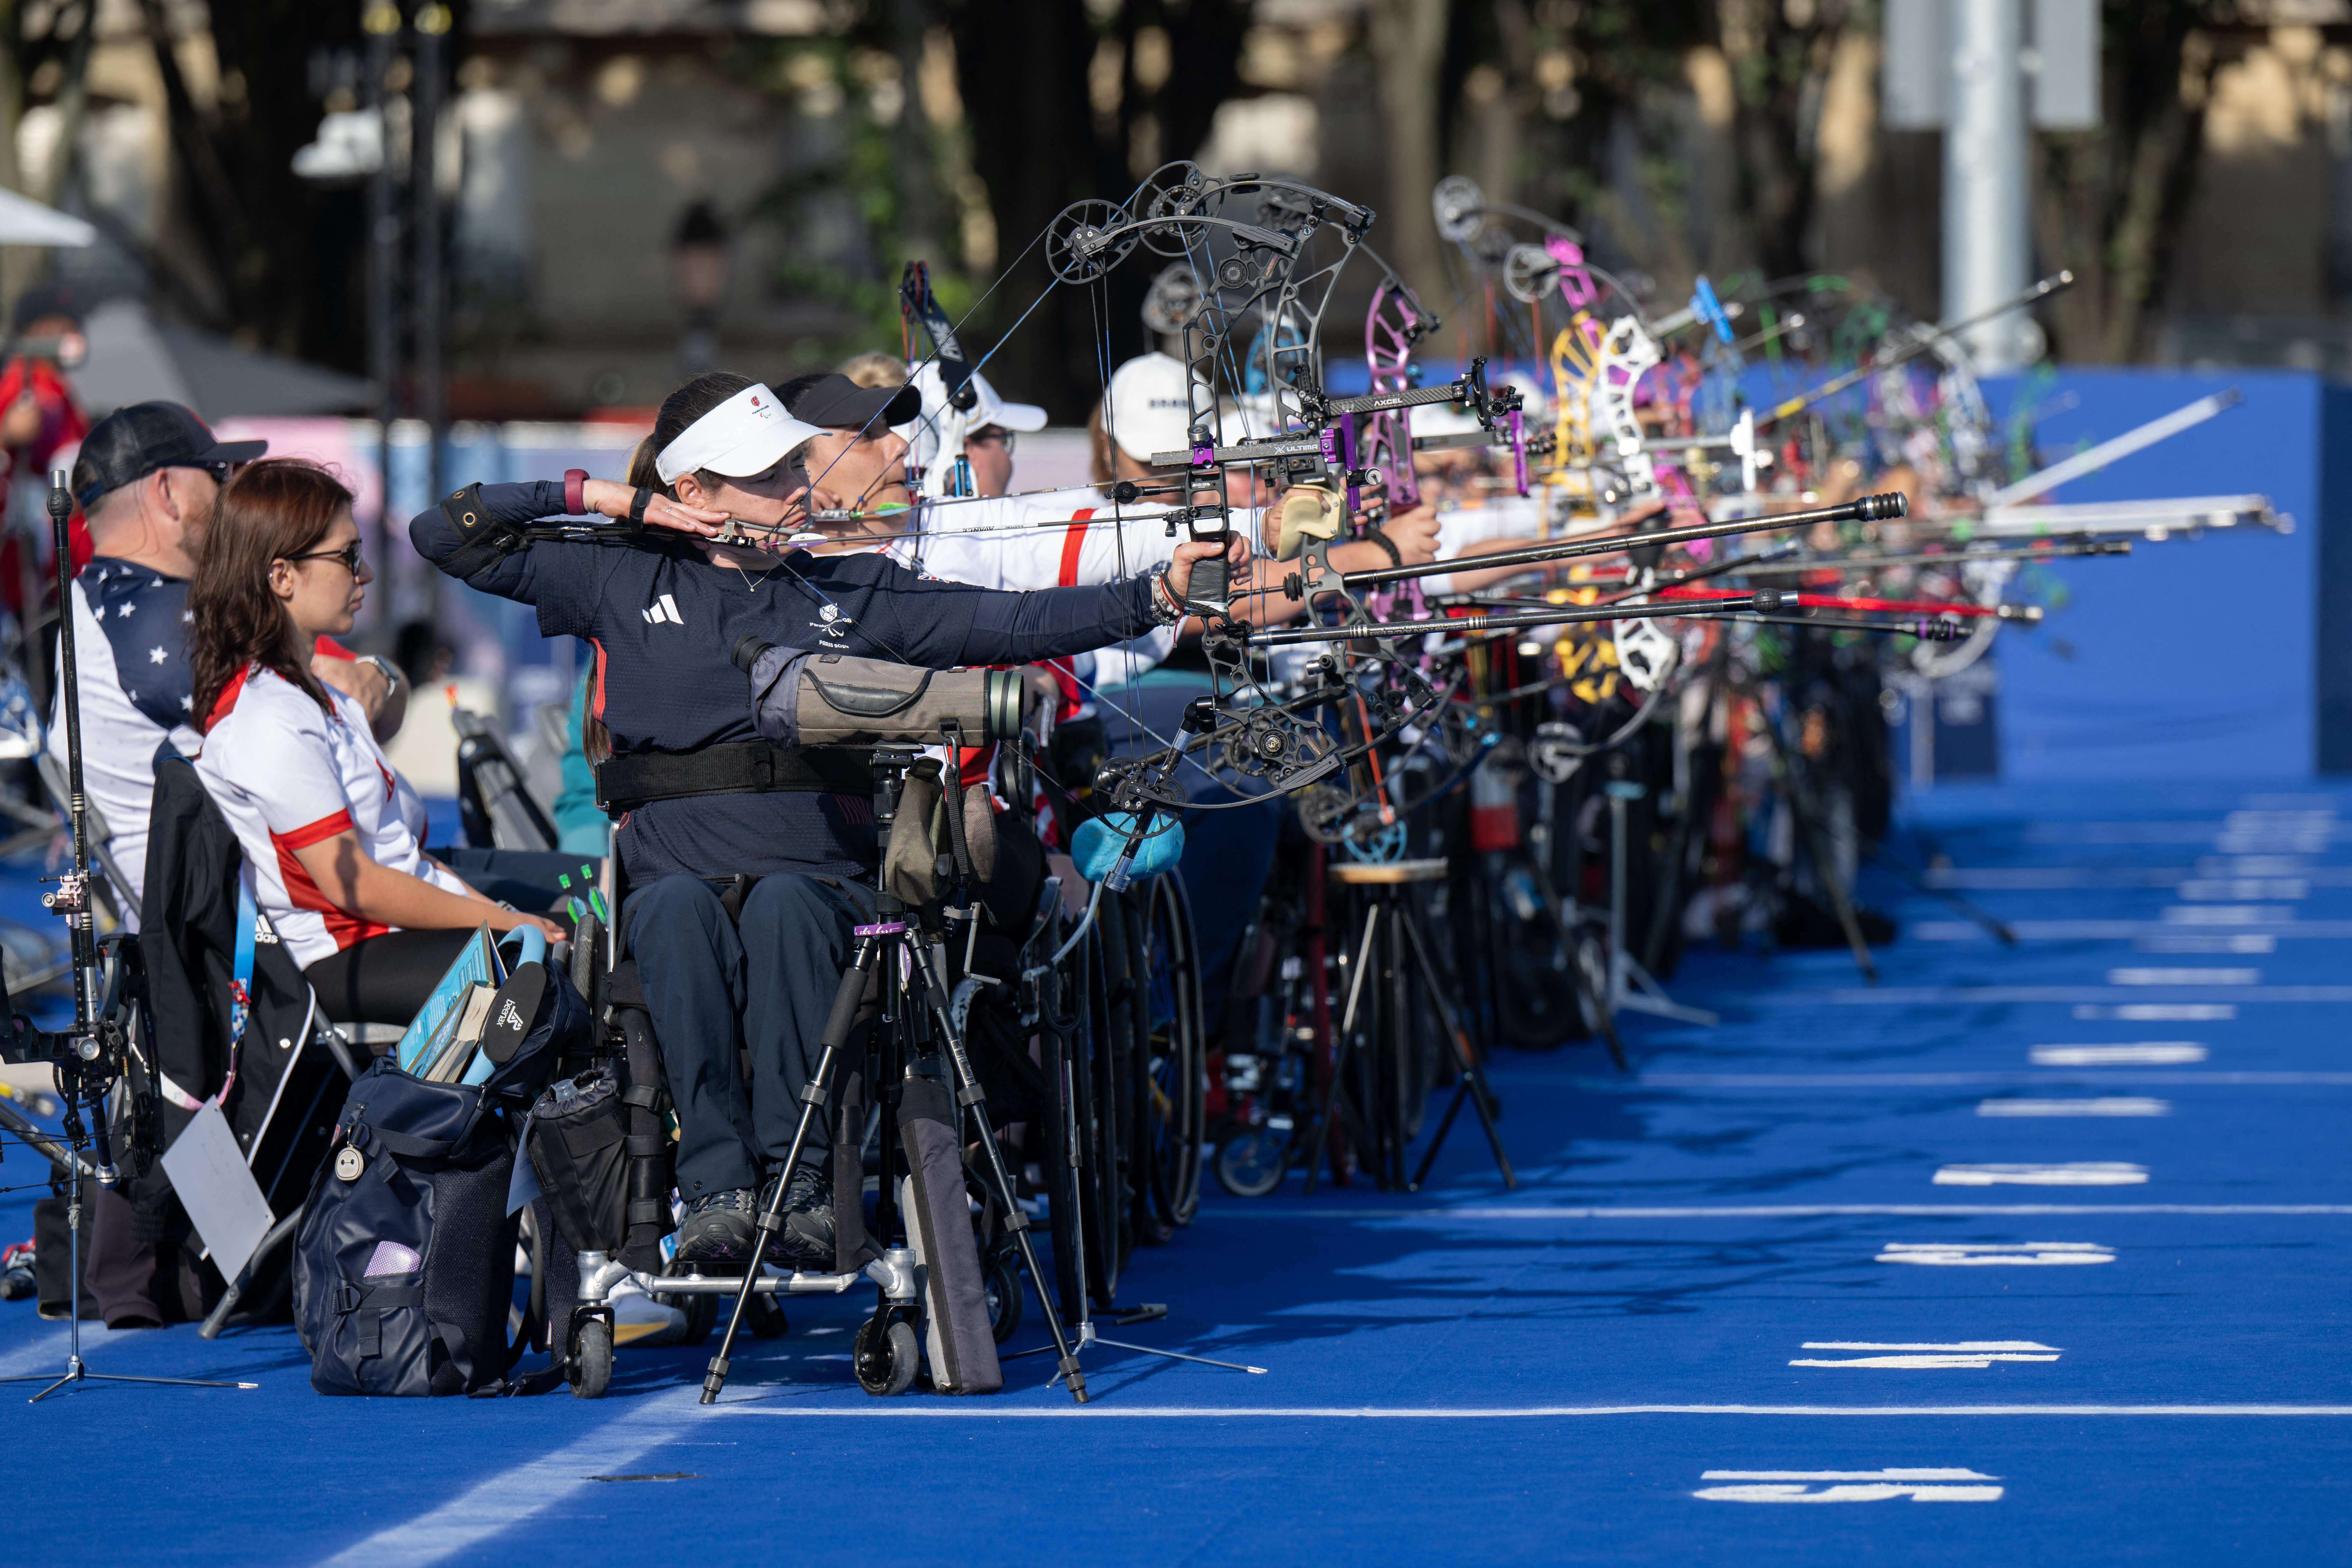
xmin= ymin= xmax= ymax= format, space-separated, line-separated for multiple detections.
xmin=564 ymin=468 xmax=588 ymax=516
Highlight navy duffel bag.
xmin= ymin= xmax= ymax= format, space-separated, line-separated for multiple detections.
xmin=291 ymin=961 xmax=581 ymax=1396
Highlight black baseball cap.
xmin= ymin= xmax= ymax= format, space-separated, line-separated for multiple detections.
xmin=71 ymin=402 xmax=268 ymax=508
xmin=783 ymin=372 xmax=920 ymax=432
xmin=13 ymin=282 xmax=80 ymax=333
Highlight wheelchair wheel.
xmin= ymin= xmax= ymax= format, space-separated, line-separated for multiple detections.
xmin=985 ymin=1246 xmax=1023 ymax=1344
xmin=569 ymin=1315 xmax=613 ymax=1399
xmin=1216 ymin=1127 xmax=1289 ymax=1198
xmin=1139 ymin=873 xmax=1204 ymax=1233
xmin=854 ymin=1311 xmax=919 ymax=1396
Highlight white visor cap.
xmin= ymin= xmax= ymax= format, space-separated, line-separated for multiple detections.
xmin=1105 ymin=352 xmax=1201 ymax=463
xmin=903 ymin=362 xmax=1048 ymax=467
xmin=655 ymin=382 xmax=826 ymax=485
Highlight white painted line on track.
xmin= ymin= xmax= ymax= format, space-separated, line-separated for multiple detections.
xmin=2108 ymin=967 xmax=2260 ymax=985
xmin=1976 ymin=1098 xmax=2169 ymax=1116
xmin=2032 ymin=1043 xmax=2206 ymax=1065
xmin=1212 ymin=1204 xmax=2352 ymax=1218
xmin=2162 ymin=906 xmax=2296 ymax=923
xmin=1934 ymin=1163 xmax=2149 ymax=1186
xmin=1826 ymin=987 xmax=2334 ymax=1006
xmin=1791 ymin=1342 xmax=2059 ymax=1369
xmin=1695 ymin=1468 xmax=2002 ymax=1503
xmin=1877 ymin=1243 xmax=2113 ymax=1266
xmin=712 ymin=1404 xmax=2352 ymax=1418
xmin=2179 ymin=880 xmax=2310 ymax=900
xmin=2075 ymin=1004 xmax=2237 ymax=1021
xmin=2137 ymin=935 xmax=2275 ymax=954
xmin=313 ymin=1400 xmax=692 ymax=1568
xmin=0 ymin=1327 xmax=70 ymax=1379
xmin=1624 ymin=1068 xmax=2352 ymax=1087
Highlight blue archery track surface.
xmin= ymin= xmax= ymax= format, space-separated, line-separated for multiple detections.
xmin=3 ymin=777 xmax=2349 ymax=1565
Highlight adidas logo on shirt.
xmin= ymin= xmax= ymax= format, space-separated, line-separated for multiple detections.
xmin=642 ymin=593 xmax=686 ymax=626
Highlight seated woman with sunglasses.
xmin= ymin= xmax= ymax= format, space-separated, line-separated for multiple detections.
xmin=190 ymin=460 xmax=565 ymax=1025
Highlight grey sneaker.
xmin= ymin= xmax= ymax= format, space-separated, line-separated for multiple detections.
xmin=675 ymin=1188 xmax=758 ymax=1263
xmin=761 ymin=1164 xmax=834 ymax=1268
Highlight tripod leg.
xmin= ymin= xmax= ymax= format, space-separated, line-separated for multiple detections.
xmin=1302 ymin=903 xmax=1382 ymax=1196
xmin=914 ymin=944 xmax=1088 ymax=1403
xmin=1397 ymin=910 xmax=1516 ymax=1189
xmin=701 ymin=938 xmax=875 ymax=1405
xmin=1407 ymin=1080 xmax=1470 ymax=1192
xmin=1763 ymin=720 xmax=1877 ymax=984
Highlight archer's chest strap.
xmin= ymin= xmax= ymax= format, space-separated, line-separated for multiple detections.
xmin=593 ymin=741 xmax=870 ymax=813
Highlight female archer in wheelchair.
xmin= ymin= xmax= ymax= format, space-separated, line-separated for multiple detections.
xmin=407 ymin=370 xmax=1246 ymax=1268
xmin=187 ymin=460 xmax=569 ymax=1027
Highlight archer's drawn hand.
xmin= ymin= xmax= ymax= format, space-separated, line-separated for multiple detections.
xmin=581 ymin=478 xmax=732 ymax=538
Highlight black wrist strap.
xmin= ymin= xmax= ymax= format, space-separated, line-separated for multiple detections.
xmin=1363 ymin=527 xmax=1402 ymax=568
xmin=628 ymin=486 xmax=654 ymax=526
xmin=436 ymin=481 xmax=524 ymax=581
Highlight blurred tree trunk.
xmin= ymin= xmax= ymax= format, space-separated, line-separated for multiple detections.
xmin=1369 ymin=0 xmax=1449 ymax=305
xmin=2033 ymin=2 xmax=2225 ymax=363
xmin=948 ymin=0 xmax=1246 ymax=419
xmin=1716 ymin=0 xmax=1849 ymax=284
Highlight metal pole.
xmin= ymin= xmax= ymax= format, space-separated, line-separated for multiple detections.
xmin=1945 ymin=0 xmax=2033 ymax=371
xmin=413 ymin=3 xmax=450 ymax=503
xmin=364 ymin=1 xmax=401 ymax=541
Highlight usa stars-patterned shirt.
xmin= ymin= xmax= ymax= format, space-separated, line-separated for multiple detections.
xmin=45 ymin=557 xmax=204 ymax=920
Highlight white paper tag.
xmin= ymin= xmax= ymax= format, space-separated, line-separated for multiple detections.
xmin=159 ymin=1100 xmax=274 ymax=1281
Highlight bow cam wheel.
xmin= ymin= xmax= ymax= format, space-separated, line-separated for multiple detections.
xmin=1047 ymin=200 xmax=1137 ymax=284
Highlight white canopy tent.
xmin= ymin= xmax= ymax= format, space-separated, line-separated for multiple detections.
xmin=0 ymin=188 xmax=94 ymax=248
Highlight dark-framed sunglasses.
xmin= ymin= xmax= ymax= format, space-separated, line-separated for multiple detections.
xmin=172 ymin=460 xmax=237 ymax=485
xmin=286 ymin=542 xmax=366 ymax=575
xmin=966 ymin=427 xmax=1015 ymax=453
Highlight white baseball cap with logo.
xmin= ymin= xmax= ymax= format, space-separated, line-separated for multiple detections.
xmin=902 ymin=361 xmax=1049 ymax=468
xmin=1104 ymin=351 xmax=1203 ymax=464
xmin=655 ymin=381 xmax=826 ymax=484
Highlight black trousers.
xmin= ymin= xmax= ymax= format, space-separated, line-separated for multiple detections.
xmin=302 ymin=928 xmax=475 ymax=1026
xmin=624 ymin=873 xmax=873 ymax=1199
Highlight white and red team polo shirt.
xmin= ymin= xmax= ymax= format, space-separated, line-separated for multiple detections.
xmin=195 ymin=662 xmax=470 ymax=970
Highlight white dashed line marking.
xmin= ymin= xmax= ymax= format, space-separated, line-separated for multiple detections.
xmin=1694 ymin=1469 xmax=2004 ymax=1503
xmin=2031 ymin=1043 xmax=2206 ymax=1065
xmin=2073 ymin=1004 xmax=2237 ymax=1021
xmin=1976 ymin=1098 xmax=2169 ymax=1117
xmin=1790 ymin=1342 xmax=2060 ymax=1369
xmin=2106 ymin=967 xmax=2259 ymax=985
xmin=1934 ymin=1163 xmax=2149 ymax=1186
xmin=1876 ymin=1242 xmax=2114 ymax=1266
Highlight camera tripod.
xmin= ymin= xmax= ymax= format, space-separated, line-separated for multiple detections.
xmin=0 ymin=471 xmax=250 ymax=1403
xmin=701 ymin=746 xmax=1091 ymax=1404
xmin=1002 ymin=863 xmax=1264 ymax=1384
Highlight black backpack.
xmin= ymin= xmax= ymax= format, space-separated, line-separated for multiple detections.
xmin=292 ymin=964 xmax=582 ymax=1396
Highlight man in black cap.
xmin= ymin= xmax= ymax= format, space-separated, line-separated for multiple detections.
xmin=775 ymin=372 xmax=920 ymax=530
xmin=48 ymin=403 xmax=405 ymax=920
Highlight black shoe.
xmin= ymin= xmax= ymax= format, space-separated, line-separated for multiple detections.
xmin=761 ymin=1164 xmax=834 ymax=1268
xmin=676 ymin=1189 xmax=758 ymax=1263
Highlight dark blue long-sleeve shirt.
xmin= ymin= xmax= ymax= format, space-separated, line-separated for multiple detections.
xmin=411 ymin=480 xmax=1162 ymax=882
